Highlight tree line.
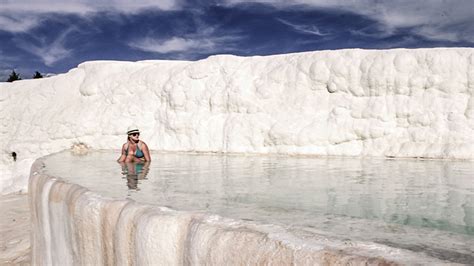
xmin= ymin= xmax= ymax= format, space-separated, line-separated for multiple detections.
xmin=6 ymin=70 xmax=43 ymax=82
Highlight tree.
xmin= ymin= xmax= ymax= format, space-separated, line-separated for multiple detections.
xmin=33 ymin=71 xmax=43 ymax=79
xmin=6 ymin=70 xmax=21 ymax=82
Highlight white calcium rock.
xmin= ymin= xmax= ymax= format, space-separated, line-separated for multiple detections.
xmin=1 ymin=48 xmax=474 ymax=194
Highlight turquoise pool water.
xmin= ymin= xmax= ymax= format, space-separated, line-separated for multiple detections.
xmin=43 ymin=150 xmax=474 ymax=263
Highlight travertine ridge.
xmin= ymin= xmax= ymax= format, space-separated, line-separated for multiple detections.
xmin=1 ymin=48 xmax=474 ymax=193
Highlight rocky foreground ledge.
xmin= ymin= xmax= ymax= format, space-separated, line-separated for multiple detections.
xmin=0 ymin=193 xmax=30 ymax=264
xmin=29 ymin=156 xmax=453 ymax=265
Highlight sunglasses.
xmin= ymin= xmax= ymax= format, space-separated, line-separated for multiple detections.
xmin=129 ymin=133 xmax=140 ymax=137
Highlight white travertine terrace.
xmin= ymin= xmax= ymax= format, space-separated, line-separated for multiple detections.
xmin=1 ymin=48 xmax=474 ymax=194
xmin=30 ymin=159 xmax=449 ymax=265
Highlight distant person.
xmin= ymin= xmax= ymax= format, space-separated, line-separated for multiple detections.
xmin=117 ymin=126 xmax=151 ymax=163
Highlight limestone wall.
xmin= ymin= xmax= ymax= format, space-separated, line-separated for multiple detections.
xmin=2 ymin=48 xmax=474 ymax=193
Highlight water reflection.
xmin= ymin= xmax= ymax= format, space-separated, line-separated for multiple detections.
xmin=120 ymin=162 xmax=150 ymax=191
xmin=43 ymin=151 xmax=474 ymax=263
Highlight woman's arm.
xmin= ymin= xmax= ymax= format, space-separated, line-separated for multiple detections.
xmin=117 ymin=144 xmax=127 ymax=162
xmin=142 ymin=143 xmax=151 ymax=162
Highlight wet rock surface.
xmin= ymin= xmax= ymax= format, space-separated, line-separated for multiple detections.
xmin=0 ymin=193 xmax=30 ymax=265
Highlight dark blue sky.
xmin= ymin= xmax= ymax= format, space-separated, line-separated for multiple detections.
xmin=1 ymin=0 xmax=473 ymax=81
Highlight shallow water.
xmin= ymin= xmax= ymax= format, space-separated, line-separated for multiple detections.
xmin=43 ymin=150 xmax=474 ymax=263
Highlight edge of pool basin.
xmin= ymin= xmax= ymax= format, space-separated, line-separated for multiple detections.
xmin=28 ymin=154 xmax=452 ymax=265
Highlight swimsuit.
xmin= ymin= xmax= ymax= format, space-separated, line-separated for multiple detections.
xmin=125 ymin=142 xmax=145 ymax=158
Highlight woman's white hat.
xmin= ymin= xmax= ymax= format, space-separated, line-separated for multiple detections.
xmin=127 ymin=125 xmax=140 ymax=135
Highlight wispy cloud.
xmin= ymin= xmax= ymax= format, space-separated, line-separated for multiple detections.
xmin=128 ymin=17 xmax=245 ymax=57
xmin=0 ymin=0 xmax=182 ymax=33
xmin=0 ymin=14 xmax=42 ymax=33
xmin=0 ymin=0 xmax=181 ymax=14
xmin=129 ymin=37 xmax=214 ymax=54
xmin=224 ymin=0 xmax=474 ymax=43
xmin=348 ymin=25 xmax=395 ymax=39
xmin=15 ymin=27 xmax=76 ymax=66
xmin=129 ymin=34 xmax=243 ymax=58
xmin=277 ymin=18 xmax=330 ymax=36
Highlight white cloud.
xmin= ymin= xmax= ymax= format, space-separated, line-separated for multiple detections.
xmin=0 ymin=0 xmax=181 ymax=14
xmin=277 ymin=18 xmax=330 ymax=36
xmin=0 ymin=14 xmax=42 ymax=33
xmin=128 ymin=21 xmax=244 ymax=56
xmin=128 ymin=35 xmax=244 ymax=56
xmin=129 ymin=37 xmax=215 ymax=54
xmin=224 ymin=0 xmax=474 ymax=42
xmin=0 ymin=0 xmax=182 ymax=32
xmin=15 ymin=27 xmax=76 ymax=66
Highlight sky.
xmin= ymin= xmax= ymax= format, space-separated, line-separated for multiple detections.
xmin=1 ymin=0 xmax=473 ymax=81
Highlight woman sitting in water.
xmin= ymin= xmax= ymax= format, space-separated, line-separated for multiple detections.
xmin=117 ymin=126 xmax=151 ymax=162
